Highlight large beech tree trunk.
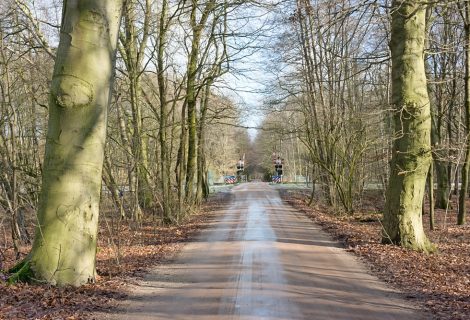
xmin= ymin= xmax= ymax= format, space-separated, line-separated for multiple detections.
xmin=25 ymin=0 xmax=123 ymax=286
xmin=382 ymin=0 xmax=435 ymax=252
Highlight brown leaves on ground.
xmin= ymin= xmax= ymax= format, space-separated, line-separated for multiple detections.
xmin=281 ymin=190 xmax=470 ymax=320
xmin=0 ymin=193 xmax=230 ymax=320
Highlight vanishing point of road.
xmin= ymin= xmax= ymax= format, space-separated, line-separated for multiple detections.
xmin=99 ymin=182 xmax=422 ymax=320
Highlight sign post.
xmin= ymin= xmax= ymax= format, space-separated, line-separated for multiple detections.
xmin=272 ymin=155 xmax=283 ymax=183
xmin=236 ymin=156 xmax=245 ymax=183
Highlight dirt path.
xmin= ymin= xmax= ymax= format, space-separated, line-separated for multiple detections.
xmin=97 ymin=183 xmax=422 ymax=320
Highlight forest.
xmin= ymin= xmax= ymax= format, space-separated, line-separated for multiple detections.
xmin=0 ymin=0 xmax=469 ymax=319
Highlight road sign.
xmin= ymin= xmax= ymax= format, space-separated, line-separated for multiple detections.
xmin=272 ymin=175 xmax=282 ymax=183
xmin=224 ymin=176 xmax=237 ymax=184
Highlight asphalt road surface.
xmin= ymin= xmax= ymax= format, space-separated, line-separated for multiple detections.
xmin=99 ymin=182 xmax=422 ymax=320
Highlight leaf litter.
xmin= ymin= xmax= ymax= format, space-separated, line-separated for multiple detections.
xmin=0 ymin=193 xmax=231 ymax=320
xmin=281 ymin=189 xmax=469 ymax=320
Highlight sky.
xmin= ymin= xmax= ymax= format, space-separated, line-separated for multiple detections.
xmin=218 ymin=1 xmax=282 ymax=140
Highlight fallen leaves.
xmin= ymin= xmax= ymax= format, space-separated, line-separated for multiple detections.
xmin=0 ymin=192 xmax=231 ymax=319
xmin=281 ymin=190 xmax=470 ymax=320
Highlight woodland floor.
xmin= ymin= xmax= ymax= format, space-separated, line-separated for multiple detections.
xmin=280 ymin=190 xmax=470 ymax=320
xmin=0 ymin=192 xmax=231 ymax=320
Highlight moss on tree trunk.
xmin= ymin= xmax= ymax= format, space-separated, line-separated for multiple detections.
xmin=382 ymin=0 xmax=435 ymax=253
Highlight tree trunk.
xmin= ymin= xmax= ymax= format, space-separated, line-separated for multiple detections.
xmin=431 ymin=111 xmax=450 ymax=209
xmin=435 ymin=157 xmax=450 ymax=208
xmin=157 ymin=0 xmax=173 ymax=221
xmin=185 ymin=26 xmax=201 ymax=202
xmin=131 ymin=75 xmax=152 ymax=209
xmin=116 ymin=102 xmax=138 ymax=219
xmin=429 ymin=162 xmax=435 ymax=230
xmin=197 ymin=82 xmax=211 ymax=203
xmin=25 ymin=0 xmax=123 ymax=286
xmin=103 ymin=153 xmax=124 ymax=218
xmin=185 ymin=0 xmax=215 ymax=203
xmin=176 ymin=100 xmax=188 ymax=221
xmin=382 ymin=0 xmax=435 ymax=252
xmin=427 ymin=3 xmax=450 ymax=210
xmin=458 ymin=1 xmax=470 ymax=226
xmin=0 ymin=36 xmax=23 ymax=255
xmin=122 ymin=0 xmax=152 ymax=210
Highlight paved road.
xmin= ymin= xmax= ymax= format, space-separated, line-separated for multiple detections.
xmin=99 ymin=182 xmax=422 ymax=320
